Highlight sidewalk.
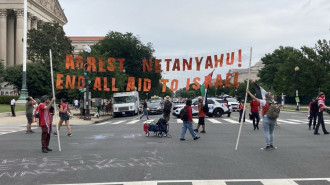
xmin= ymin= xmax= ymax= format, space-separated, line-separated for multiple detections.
xmin=0 ymin=108 xmax=112 ymax=126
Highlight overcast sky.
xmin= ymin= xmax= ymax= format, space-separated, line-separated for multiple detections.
xmin=58 ymin=0 xmax=330 ymax=88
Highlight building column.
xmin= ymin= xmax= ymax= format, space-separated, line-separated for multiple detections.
xmin=27 ymin=13 xmax=31 ymax=30
xmin=15 ymin=9 xmax=24 ymax=65
xmin=31 ymin=16 xmax=37 ymax=29
xmin=7 ymin=11 xmax=15 ymax=67
xmin=0 ymin=9 xmax=7 ymax=66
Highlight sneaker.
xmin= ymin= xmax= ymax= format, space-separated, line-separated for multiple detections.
xmin=68 ymin=133 xmax=72 ymax=137
xmin=262 ymin=146 xmax=271 ymax=151
xmin=42 ymin=148 xmax=48 ymax=153
xmin=201 ymin=130 xmax=206 ymax=133
xmin=194 ymin=129 xmax=198 ymax=132
xmin=46 ymin=147 xmax=52 ymax=151
xmin=29 ymin=130 xmax=35 ymax=133
xmin=53 ymin=132 xmax=58 ymax=136
xmin=180 ymin=138 xmax=185 ymax=141
xmin=194 ymin=136 xmax=200 ymax=140
xmin=26 ymin=131 xmax=31 ymax=134
xmin=324 ymin=132 xmax=329 ymax=135
xmin=270 ymin=145 xmax=276 ymax=150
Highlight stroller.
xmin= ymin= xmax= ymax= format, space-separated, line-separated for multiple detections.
xmin=144 ymin=117 xmax=168 ymax=138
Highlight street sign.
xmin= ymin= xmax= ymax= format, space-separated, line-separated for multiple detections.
xmin=79 ymin=89 xmax=84 ymax=92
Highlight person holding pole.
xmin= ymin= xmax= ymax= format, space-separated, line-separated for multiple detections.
xmin=246 ymin=88 xmax=277 ymax=151
xmin=39 ymin=95 xmax=55 ymax=153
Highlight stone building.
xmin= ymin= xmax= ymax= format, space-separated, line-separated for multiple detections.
xmin=227 ymin=60 xmax=265 ymax=83
xmin=69 ymin=37 xmax=105 ymax=55
xmin=0 ymin=0 xmax=67 ymax=67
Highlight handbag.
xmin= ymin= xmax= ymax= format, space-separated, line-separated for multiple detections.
xmin=249 ymin=112 xmax=254 ymax=120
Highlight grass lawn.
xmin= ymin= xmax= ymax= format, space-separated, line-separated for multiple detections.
xmin=282 ymin=106 xmax=308 ymax=112
xmin=0 ymin=104 xmax=26 ymax=113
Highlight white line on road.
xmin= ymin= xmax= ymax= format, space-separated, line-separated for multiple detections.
xmin=127 ymin=120 xmax=140 ymax=124
xmin=277 ymin=119 xmax=300 ymax=124
xmin=112 ymin=120 xmax=126 ymax=124
xmin=208 ymin=119 xmax=221 ymax=123
xmin=95 ymin=121 xmax=111 ymax=125
xmin=223 ymin=118 xmax=237 ymax=124
xmin=177 ymin=119 xmax=183 ymax=123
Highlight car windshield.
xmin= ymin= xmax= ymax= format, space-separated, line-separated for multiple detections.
xmin=149 ymin=102 xmax=161 ymax=108
xmin=226 ymin=98 xmax=238 ymax=102
xmin=113 ymin=96 xmax=134 ymax=104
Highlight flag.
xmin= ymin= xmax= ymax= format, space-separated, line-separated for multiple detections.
xmin=253 ymin=82 xmax=266 ymax=100
xmin=200 ymin=84 xmax=205 ymax=97
xmin=202 ymin=70 xmax=215 ymax=113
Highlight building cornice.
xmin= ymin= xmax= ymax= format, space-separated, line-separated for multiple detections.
xmin=30 ymin=0 xmax=67 ymax=25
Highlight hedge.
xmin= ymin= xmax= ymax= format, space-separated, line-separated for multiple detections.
xmin=0 ymin=96 xmax=19 ymax=104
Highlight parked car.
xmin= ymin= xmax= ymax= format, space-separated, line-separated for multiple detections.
xmin=173 ymin=98 xmax=229 ymax=118
xmin=148 ymin=102 xmax=163 ymax=115
xmin=225 ymin=98 xmax=239 ymax=112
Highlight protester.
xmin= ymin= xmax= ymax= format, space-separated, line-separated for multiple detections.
xmin=163 ymin=96 xmax=172 ymax=132
xmin=74 ymin=99 xmax=79 ymax=110
xmin=54 ymin=98 xmax=72 ymax=137
xmin=194 ymin=97 xmax=206 ymax=133
xmin=250 ymin=98 xmax=260 ymax=130
xmin=308 ymin=97 xmax=318 ymax=130
xmin=107 ymin=100 xmax=113 ymax=115
xmin=314 ymin=92 xmax=330 ymax=135
xmin=224 ymin=98 xmax=231 ymax=117
xmin=246 ymin=88 xmax=277 ymax=151
xmin=10 ymin=98 xmax=16 ymax=117
xmin=180 ymin=99 xmax=200 ymax=141
xmin=39 ymin=95 xmax=55 ymax=153
xmin=140 ymin=99 xmax=149 ymax=120
xmin=25 ymin=97 xmax=37 ymax=134
xmin=238 ymin=100 xmax=246 ymax=123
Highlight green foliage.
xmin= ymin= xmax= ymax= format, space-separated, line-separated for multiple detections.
xmin=0 ymin=96 xmax=19 ymax=104
xmin=91 ymin=31 xmax=163 ymax=98
xmin=27 ymin=22 xmax=73 ymax=69
xmin=258 ymin=41 xmax=330 ymax=96
xmin=3 ymin=65 xmax=22 ymax=91
xmin=0 ymin=60 xmax=4 ymax=85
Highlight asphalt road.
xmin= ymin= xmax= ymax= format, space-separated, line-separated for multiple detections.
xmin=1 ymin=111 xmax=330 ymax=185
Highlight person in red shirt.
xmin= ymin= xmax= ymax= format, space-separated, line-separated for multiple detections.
xmin=39 ymin=95 xmax=55 ymax=153
xmin=54 ymin=98 xmax=72 ymax=137
xmin=308 ymin=97 xmax=318 ymax=130
xmin=238 ymin=100 xmax=246 ymax=123
xmin=314 ymin=92 xmax=330 ymax=135
xmin=194 ymin=98 xmax=206 ymax=133
xmin=250 ymin=99 xmax=260 ymax=130
xmin=180 ymin=99 xmax=200 ymax=141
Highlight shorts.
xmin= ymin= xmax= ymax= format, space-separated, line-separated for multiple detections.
xmin=163 ymin=113 xmax=170 ymax=122
xmin=60 ymin=114 xmax=70 ymax=121
xmin=26 ymin=114 xmax=33 ymax=124
xmin=198 ymin=117 xmax=205 ymax=125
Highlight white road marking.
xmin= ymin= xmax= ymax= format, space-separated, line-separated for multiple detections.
xmin=95 ymin=121 xmax=111 ymax=125
xmin=177 ymin=119 xmax=183 ymax=123
xmin=223 ymin=118 xmax=237 ymax=124
xmin=245 ymin=119 xmax=253 ymax=123
xmin=112 ymin=120 xmax=125 ymax=125
xmin=287 ymin=119 xmax=306 ymax=123
xmin=277 ymin=119 xmax=300 ymax=124
xmin=208 ymin=119 xmax=221 ymax=123
xmin=193 ymin=119 xmax=198 ymax=123
xmin=127 ymin=120 xmax=139 ymax=124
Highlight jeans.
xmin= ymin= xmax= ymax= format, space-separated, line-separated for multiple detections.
xmin=180 ymin=120 xmax=197 ymax=139
xmin=309 ymin=112 xmax=317 ymax=129
xmin=262 ymin=115 xmax=276 ymax=146
xmin=140 ymin=109 xmax=149 ymax=119
xmin=314 ymin=111 xmax=328 ymax=134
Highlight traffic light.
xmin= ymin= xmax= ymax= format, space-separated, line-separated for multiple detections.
xmin=84 ymin=63 xmax=88 ymax=76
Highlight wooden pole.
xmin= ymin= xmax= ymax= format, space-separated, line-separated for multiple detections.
xmin=235 ymin=47 xmax=252 ymax=150
xmin=50 ymin=49 xmax=61 ymax=151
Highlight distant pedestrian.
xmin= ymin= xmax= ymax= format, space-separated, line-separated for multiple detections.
xmin=247 ymin=88 xmax=278 ymax=151
xmin=250 ymin=99 xmax=260 ymax=130
xmin=140 ymin=99 xmax=149 ymax=120
xmin=194 ymin=97 xmax=206 ymax=133
xmin=39 ymin=95 xmax=55 ymax=153
xmin=107 ymin=100 xmax=113 ymax=115
xmin=25 ymin=97 xmax=37 ymax=134
xmin=224 ymin=98 xmax=231 ymax=117
xmin=79 ymin=98 xmax=84 ymax=118
xmin=308 ymin=97 xmax=318 ymax=130
xmin=10 ymin=98 xmax=16 ymax=117
xmin=163 ymin=96 xmax=172 ymax=132
xmin=314 ymin=92 xmax=330 ymax=135
xmin=54 ymin=98 xmax=72 ymax=137
xmin=238 ymin=100 xmax=246 ymax=123
xmin=74 ymin=99 xmax=79 ymax=110
xmin=180 ymin=99 xmax=200 ymax=141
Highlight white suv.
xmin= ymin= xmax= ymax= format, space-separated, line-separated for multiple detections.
xmin=173 ymin=98 xmax=229 ymax=118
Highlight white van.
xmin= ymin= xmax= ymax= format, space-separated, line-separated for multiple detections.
xmin=112 ymin=91 xmax=140 ymax=117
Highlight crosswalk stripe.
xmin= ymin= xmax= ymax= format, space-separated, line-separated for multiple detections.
xmin=245 ymin=120 xmax=252 ymax=123
xmin=277 ymin=119 xmax=300 ymax=124
xmin=193 ymin=119 xmax=198 ymax=123
xmin=177 ymin=119 xmax=183 ymax=123
xmin=223 ymin=118 xmax=237 ymax=124
xmin=287 ymin=119 xmax=306 ymax=123
xmin=112 ymin=120 xmax=125 ymax=124
xmin=143 ymin=119 xmax=155 ymax=124
xmin=127 ymin=120 xmax=139 ymax=124
xmin=208 ymin=119 xmax=221 ymax=123
xmin=96 ymin=121 xmax=110 ymax=125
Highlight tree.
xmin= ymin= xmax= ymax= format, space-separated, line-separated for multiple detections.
xmin=91 ymin=31 xmax=163 ymax=98
xmin=27 ymin=22 xmax=73 ymax=69
xmin=0 ymin=60 xmax=4 ymax=85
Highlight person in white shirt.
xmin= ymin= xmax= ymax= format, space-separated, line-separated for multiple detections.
xmin=10 ymin=98 xmax=16 ymax=117
xmin=74 ymin=99 xmax=79 ymax=110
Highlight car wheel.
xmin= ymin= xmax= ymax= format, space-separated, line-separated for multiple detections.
xmin=213 ymin=109 xmax=223 ymax=117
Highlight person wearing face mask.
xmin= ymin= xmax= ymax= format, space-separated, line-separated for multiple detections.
xmin=314 ymin=92 xmax=330 ymax=135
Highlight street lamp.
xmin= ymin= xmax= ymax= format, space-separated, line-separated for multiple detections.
xmin=84 ymin=45 xmax=91 ymax=120
xmin=295 ymin=66 xmax=300 ymax=111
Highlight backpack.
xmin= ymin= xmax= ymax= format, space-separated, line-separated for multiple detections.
xmin=310 ymin=101 xmax=318 ymax=113
xmin=163 ymin=101 xmax=172 ymax=115
xmin=266 ymin=102 xmax=280 ymax=119
xmin=180 ymin=107 xmax=188 ymax=121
